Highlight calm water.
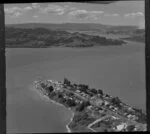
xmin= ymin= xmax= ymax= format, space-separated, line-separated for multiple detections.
xmin=6 ymin=41 xmax=146 ymax=133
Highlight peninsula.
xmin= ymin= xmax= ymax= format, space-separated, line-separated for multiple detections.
xmin=34 ymin=78 xmax=146 ymax=132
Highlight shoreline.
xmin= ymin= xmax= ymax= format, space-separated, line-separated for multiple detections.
xmin=34 ymin=85 xmax=74 ymax=133
xmin=48 ymin=98 xmax=74 ymax=133
xmin=66 ymin=111 xmax=74 ymax=133
xmin=42 ymin=94 xmax=74 ymax=133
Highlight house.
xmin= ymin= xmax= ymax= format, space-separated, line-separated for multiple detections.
xmin=109 ymin=105 xmax=113 ymax=109
xmin=127 ymin=114 xmax=132 ymax=119
xmin=104 ymin=100 xmax=109 ymax=106
xmin=48 ymin=80 xmax=53 ymax=83
xmin=116 ymin=123 xmax=127 ymax=131
xmin=131 ymin=115 xmax=138 ymax=120
xmin=114 ymin=107 xmax=118 ymax=111
xmin=87 ymin=105 xmax=92 ymax=110
xmin=128 ymin=107 xmax=134 ymax=112
xmin=112 ymin=116 xmax=119 ymax=120
xmin=95 ymin=99 xmax=103 ymax=106
xmin=76 ymin=90 xmax=80 ymax=93
xmin=75 ymin=99 xmax=80 ymax=103
xmin=64 ymin=95 xmax=68 ymax=99
xmin=99 ymin=109 xmax=104 ymax=113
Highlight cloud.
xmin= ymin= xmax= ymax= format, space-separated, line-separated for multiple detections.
xmin=33 ymin=15 xmax=39 ymax=18
xmin=31 ymin=3 xmax=40 ymax=9
xmin=75 ymin=12 xmax=90 ymax=19
xmin=38 ymin=4 xmax=78 ymax=16
xmin=24 ymin=6 xmax=33 ymax=11
xmin=5 ymin=7 xmax=20 ymax=14
xmin=104 ymin=13 xmax=119 ymax=17
xmin=36 ymin=3 xmax=104 ymax=20
xmin=112 ymin=13 xmax=119 ymax=16
xmin=124 ymin=12 xmax=144 ymax=17
xmin=11 ymin=11 xmax=22 ymax=17
xmin=68 ymin=9 xmax=104 ymax=20
xmin=38 ymin=4 xmax=103 ymax=19
xmin=5 ymin=6 xmax=32 ymax=17
xmin=90 ymin=11 xmax=104 ymax=14
xmin=84 ymin=1 xmax=119 ymax=4
xmin=68 ymin=10 xmax=93 ymax=19
xmin=39 ymin=4 xmax=66 ymax=15
xmin=68 ymin=9 xmax=87 ymax=16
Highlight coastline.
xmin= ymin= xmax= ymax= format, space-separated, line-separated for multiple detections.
xmin=47 ymin=97 xmax=74 ymax=133
xmin=66 ymin=111 xmax=74 ymax=133
xmin=34 ymin=84 xmax=74 ymax=133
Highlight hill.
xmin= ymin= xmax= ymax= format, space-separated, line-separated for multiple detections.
xmin=6 ymin=23 xmax=140 ymax=35
xmin=5 ymin=27 xmax=126 ymax=48
xmin=121 ymin=35 xmax=145 ymax=43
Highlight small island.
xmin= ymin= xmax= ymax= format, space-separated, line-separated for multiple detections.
xmin=34 ymin=78 xmax=146 ymax=132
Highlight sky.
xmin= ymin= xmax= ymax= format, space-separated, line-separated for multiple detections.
xmin=4 ymin=1 xmax=145 ymax=28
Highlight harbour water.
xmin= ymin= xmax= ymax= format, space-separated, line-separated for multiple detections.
xmin=6 ymin=41 xmax=145 ymax=133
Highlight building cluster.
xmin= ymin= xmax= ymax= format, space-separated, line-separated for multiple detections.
xmin=34 ymin=79 xmax=146 ymax=132
xmin=90 ymin=114 xmax=145 ymax=132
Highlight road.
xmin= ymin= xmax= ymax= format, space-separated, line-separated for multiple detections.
xmin=87 ymin=115 xmax=110 ymax=132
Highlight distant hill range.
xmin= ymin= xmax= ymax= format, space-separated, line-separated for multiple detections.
xmin=5 ymin=23 xmax=145 ymax=48
xmin=121 ymin=35 xmax=145 ymax=43
xmin=6 ymin=23 xmax=144 ymax=35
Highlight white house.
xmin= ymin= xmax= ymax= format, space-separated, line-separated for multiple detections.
xmin=116 ymin=123 xmax=127 ymax=131
xmin=104 ymin=100 xmax=109 ymax=106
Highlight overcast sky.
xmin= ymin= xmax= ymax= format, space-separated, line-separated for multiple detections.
xmin=4 ymin=1 xmax=145 ymax=28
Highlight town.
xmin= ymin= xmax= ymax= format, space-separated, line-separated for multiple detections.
xmin=34 ymin=78 xmax=147 ymax=132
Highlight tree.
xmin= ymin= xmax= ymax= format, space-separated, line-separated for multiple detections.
xmin=40 ymin=83 xmax=46 ymax=89
xmin=49 ymin=91 xmax=57 ymax=99
xmin=111 ymin=97 xmax=121 ymax=106
xmin=76 ymin=101 xmax=90 ymax=112
xmin=64 ymin=78 xmax=71 ymax=86
xmin=58 ymin=92 xmax=63 ymax=98
xmin=60 ymin=97 xmax=67 ymax=103
xmin=98 ymin=89 xmax=103 ymax=95
xmin=105 ymin=94 xmax=110 ymax=97
xmin=79 ymin=84 xmax=89 ymax=89
xmin=126 ymin=125 xmax=135 ymax=131
xmin=66 ymin=99 xmax=76 ymax=107
xmin=137 ymin=114 xmax=146 ymax=123
xmin=68 ymin=92 xmax=74 ymax=97
xmin=46 ymin=86 xmax=54 ymax=93
xmin=87 ymin=92 xmax=94 ymax=97
xmin=90 ymin=88 xmax=97 ymax=94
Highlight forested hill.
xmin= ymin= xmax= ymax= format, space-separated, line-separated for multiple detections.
xmin=5 ymin=27 xmax=126 ymax=48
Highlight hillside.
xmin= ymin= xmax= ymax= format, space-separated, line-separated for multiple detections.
xmin=5 ymin=27 xmax=126 ymax=48
xmin=6 ymin=23 xmax=140 ymax=35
